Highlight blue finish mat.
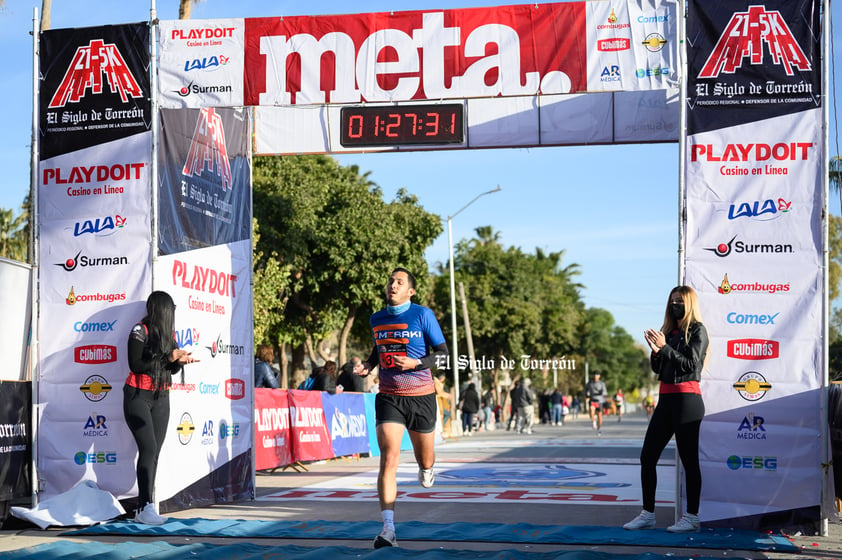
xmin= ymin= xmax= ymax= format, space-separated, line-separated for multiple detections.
xmin=64 ymin=518 xmax=798 ymax=553
xmin=0 ymin=540 xmax=758 ymax=560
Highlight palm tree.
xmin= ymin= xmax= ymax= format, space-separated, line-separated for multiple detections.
xmin=0 ymin=207 xmax=28 ymax=262
xmin=179 ymin=0 xmax=204 ymax=20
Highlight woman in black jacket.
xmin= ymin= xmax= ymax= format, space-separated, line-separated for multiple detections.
xmin=123 ymin=291 xmax=197 ymax=525
xmin=623 ymin=285 xmax=708 ymax=534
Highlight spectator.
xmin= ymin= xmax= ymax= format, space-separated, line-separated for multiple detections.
xmin=337 ymin=357 xmax=365 ymax=392
xmin=254 ymin=344 xmax=279 ymax=389
xmin=459 ymin=382 xmax=481 ymax=435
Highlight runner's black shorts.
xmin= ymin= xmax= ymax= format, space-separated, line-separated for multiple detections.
xmin=375 ymin=392 xmax=437 ymax=433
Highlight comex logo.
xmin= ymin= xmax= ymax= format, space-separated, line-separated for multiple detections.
xmin=699 ymin=6 xmax=811 ymax=78
xmin=48 ymin=39 xmax=143 ymax=108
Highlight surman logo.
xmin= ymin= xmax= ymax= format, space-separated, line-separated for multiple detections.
xmin=49 ymin=40 xmax=143 ymax=108
xmin=182 ymin=108 xmax=232 ymax=191
xmin=699 ymin=6 xmax=811 ymax=78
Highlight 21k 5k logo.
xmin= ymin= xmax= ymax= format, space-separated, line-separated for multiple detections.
xmin=49 ymin=40 xmax=143 ymax=108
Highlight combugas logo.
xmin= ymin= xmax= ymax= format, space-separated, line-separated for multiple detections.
xmin=699 ymin=6 xmax=811 ymax=78
xmin=182 ymin=107 xmax=232 ymax=190
xmin=717 ymin=274 xmax=790 ymax=295
xmin=177 ymin=412 xmax=196 ymax=445
xmin=733 ymin=371 xmax=771 ymax=401
xmin=65 ymin=286 xmax=127 ymax=305
xmin=49 ymin=40 xmax=143 ymax=108
xmin=80 ymin=375 xmax=112 ymax=402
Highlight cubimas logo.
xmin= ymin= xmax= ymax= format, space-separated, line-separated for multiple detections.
xmin=597 ymin=38 xmax=630 ymax=52
xmin=48 ymin=40 xmax=143 ymax=108
xmin=729 ymin=198 xmax=791 ymax=221
xmin=183 ymin=108 xmax=232 ymax=191
xmin=733 ymin=371 xmax=771 ymax=401
xmin=727 ymin=339 xmax=779 ymax=360
xmin=699 ymin=6 xmax=811 ymax=78
xmin=177 ymin=412 xmax=195 ymax=445
xmin=80 ymin=375 xmax=112 ymax=402
xmin=717 ymin=274 xmax=790 ymax=295
xmin=225 ymin=378 xmax=245 ymax=400
xmin=704 ymin=235 xmax=793 ymax=257
xmin=74 ymin=344 xmax=117 ymax=364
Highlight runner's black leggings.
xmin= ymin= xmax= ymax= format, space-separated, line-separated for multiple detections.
xmin=123 ymin=385 xmax=170 ymax=508
xmin=639 ymin=392 xmax=705 ymax=514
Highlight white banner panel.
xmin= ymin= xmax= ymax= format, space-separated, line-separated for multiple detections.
xmin=153 ymin=240 xmax=253 ymax=502
xmin=684 ymin=0 xmax=823 ymax=529
xmin=158 ymin=19 xmax=245 ymax=108
xmin=0 ymin=259 xmax=31 ymax=381
xmin=586 ymin=0 xmax=677 ymax=92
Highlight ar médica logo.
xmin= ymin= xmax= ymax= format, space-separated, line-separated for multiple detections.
xmin=182 ymin=108 xmax=232 ymax=191
xmin=699 ymin=6 xmax=811 ymax=78
xmin=48 ymin=39 xmax=143 ymax=108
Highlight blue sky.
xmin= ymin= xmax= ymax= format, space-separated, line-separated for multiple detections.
xmin=0 ymin=0 xmax=837 ymax=349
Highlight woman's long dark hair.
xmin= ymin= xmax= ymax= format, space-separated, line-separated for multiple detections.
xmin=142 ymin=291 xmax=179 ymax=391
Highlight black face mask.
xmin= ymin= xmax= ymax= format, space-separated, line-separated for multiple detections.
xmin=669 ymin=303 xmax=685 ymax=320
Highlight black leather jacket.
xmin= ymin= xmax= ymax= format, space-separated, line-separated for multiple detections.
xmin=650 ymin=322 xmax=708 ymax=384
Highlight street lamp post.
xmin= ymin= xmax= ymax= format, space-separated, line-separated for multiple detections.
xmin=447 ymin=185 xmax=502 ymax=407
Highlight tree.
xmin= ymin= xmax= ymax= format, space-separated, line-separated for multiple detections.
xmin=252 ymin=155 xmax=441 ymax=385
xmin=0 ymin=206 xmax=28 ymax=262
xmin=178 ymin=0 xmax=203 ymax=20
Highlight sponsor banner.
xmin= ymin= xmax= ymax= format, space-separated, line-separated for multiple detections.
xmin=154 ymin=241 xmax=253 ymax=502
xmin=288 ymin=390 xmax=333 ymax=462
xmin=38 ymin=134 xmax=152 ymax=221
xmin=0 ymin=381 xmax=31 ymax=501
xmin=39 ymin=23 xmax=151 ymax=160
xmin=686 ymin=1 xmax=821 ymax=134
xmin=321 ymin=392 xmax=369 ymax=458
xmin=0 ymin=259 xmax=31 ymax=382
xmin=244 ymin=3 xmax=590 ymax=106
xmin=158 ymin=19 xmax=245 ymax=108
xmin=586 ymin=0 xmax=677 ymax=92
xmin=158 ymin=107 xmax=251 ymax=255
xmin=685 ymin=0 xmax=823 ymax=527
xmin=254 ymin=388 xmax=293 ymax=470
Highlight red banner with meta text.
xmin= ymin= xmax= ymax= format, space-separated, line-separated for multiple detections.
xmin=243 ymin=3 xmax=586 ymax=106
xmin=254 ymin=388 xmax=293 ymax=470
xmin=287 ymin=389 xmax=334 ymax=463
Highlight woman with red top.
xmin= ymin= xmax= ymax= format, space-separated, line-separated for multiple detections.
xmin=623 ymin=285 xmax=709 ymax=534
xmin=122 ymin=291 xmax=197 ymax=525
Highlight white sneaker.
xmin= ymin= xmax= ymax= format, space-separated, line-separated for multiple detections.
xmin=667 ymin=513 xmax=700 ymax=533
xmin=418 ymin=467 xmax=435 ymax=488
xmin=373 ymin=526 xmax=397 ymax=548
xmin=134 ymin=503 xmax=167 ymax=525
xmin=623 ymin=510 xmax=656 ymax=530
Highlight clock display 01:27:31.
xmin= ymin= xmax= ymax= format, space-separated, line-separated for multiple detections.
xmin=340 ymin=104 xmax=464 ymax=147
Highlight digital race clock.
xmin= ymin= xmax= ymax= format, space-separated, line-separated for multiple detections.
xmin=340 ymin=104 xmax=464 ymax=147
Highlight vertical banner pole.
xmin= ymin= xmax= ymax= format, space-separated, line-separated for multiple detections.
xmin=150 ymin=0 xmax=159 ymax=278
xmin=820 ymin=0 xmax=831 ymax=537
xmin=28 ymin=5 xmax=40 ymax=507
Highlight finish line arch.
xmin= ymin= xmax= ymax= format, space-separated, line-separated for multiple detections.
xmin=33 ymin=0 xmax=828 ymax=532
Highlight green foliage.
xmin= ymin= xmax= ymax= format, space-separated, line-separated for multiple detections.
xmin=252 ymin=155 xmax=442 ymax=364
xmin=431 ymin=226 xmax=648 ymax=393
xmin=0 ymin=204 xmax=28 ymax=262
